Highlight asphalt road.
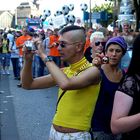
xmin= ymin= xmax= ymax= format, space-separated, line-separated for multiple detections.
xmin=0 ymin=74 xmax=58 ymax=140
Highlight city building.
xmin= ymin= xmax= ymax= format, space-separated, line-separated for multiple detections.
xmin=0 ymin=11 xmax=13 ymax=29
xmin=16 ymin=1 xmax=40 ymax=27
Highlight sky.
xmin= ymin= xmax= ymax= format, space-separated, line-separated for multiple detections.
xmin=0 ymin=0 xmax=21 ymax=10
xmin=0 ymin=0 xmax=108 ymax=18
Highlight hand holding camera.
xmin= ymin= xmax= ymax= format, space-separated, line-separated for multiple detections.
xmin=92 ymin=53 xmax=109 ymax=68
xmin=51 ymin=42 xmax=59 ymax=47
xmin=24 ymin=40 xmax=37 ymax=51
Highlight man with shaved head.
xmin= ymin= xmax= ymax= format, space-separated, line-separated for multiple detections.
xmin=21 ymin=25 xmax=101 ymax=140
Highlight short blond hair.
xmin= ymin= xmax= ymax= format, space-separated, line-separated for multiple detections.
xmin=90 ymin=31 xmax=104 ymax=42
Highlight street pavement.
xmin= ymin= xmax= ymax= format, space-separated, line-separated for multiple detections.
xmin=0 ymin=73 xmax=58 ymax=140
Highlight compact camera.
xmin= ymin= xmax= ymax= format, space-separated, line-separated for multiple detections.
xmin=53 ymin=42 xmax=59 ymax=47
xmin=24 ymin=40 xmax=36 ymax=51
xmin=102 ymin=56 xmax=109 ymax=64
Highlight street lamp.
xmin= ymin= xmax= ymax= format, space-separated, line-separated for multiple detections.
xmin=89 ymin=0 xmax=92 ymax=28
xmin=113 ymin=0 xmax=117 ymax=27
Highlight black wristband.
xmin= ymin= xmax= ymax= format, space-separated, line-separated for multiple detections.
xmin=43 ymin=56 xmax=53 ymax=63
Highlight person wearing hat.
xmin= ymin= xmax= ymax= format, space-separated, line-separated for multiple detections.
xmin=91 ymin=36 xmax=127 ymax=140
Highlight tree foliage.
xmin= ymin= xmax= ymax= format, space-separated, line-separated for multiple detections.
xmin=91 ymin=3 xmax=113 ymax=13
xmin=91 ymin=2 xmax=114 ymax=27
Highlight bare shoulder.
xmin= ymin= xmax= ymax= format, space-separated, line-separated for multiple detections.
xmin=84 ymin=65 xmax=100 ymax=74
xmin=82 ymin=66 xmax=101 ymax=83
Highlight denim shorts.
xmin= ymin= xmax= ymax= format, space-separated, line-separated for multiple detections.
xmin=0 ymin=53 xmax=11 ymax=66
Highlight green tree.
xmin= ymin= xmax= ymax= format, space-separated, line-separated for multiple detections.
xmin=91 ymin=0 xmax=140 ymax=30
xmin=91 ymin=3 xmax=114 ymax=27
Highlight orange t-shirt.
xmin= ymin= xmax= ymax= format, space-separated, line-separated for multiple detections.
xmin=49 ymin=35 xmax=60 ymax=56
xmin=84 ymin=38 xmax=90 ymax=53
xmin=16 ymin=35 xmax=32 ymax=56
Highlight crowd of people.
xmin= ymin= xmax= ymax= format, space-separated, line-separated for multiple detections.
xmin=0 ymin=27 xmax=61 ymax=86
xmin=0 ymin=19 xmax=140 ymax=140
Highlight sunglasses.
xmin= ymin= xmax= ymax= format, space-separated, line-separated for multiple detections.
xmin=95 ymin=41 xmax=106 ymax=47
xmin=123 ymin=24 xmax=129 ymax=27
xmin=59 ymin=41 xmax=81 ymax=48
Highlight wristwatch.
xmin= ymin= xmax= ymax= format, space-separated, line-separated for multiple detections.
xmin=43 ymin=56 xmax=53 ymax=63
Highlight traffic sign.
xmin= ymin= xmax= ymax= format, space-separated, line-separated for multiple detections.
xmin=92 ymin=12 xmax=101 ymax=19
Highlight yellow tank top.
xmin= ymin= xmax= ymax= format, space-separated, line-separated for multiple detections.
xmin=2 ymin=39 xmax=8 ymax=53
xmin=53 ymin=57 xmax=100 ymax=131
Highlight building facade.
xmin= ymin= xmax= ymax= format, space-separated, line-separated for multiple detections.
xmin=16 ymin=2 xmax=40 ymax=27
xmin=0 ymin=11 xmax=13 ymax=29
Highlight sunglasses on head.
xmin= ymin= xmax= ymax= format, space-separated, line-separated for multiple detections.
xmin=95 ymin=41 xmax=106 ymax=47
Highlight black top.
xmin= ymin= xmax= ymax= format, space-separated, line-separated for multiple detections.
xmin=92 ymin=68 xmax=125 ymax=133
xmin=118 ymin=74 xmax=140 ymax=140
xmin=84 ymin=46 xmax=92 ymax=63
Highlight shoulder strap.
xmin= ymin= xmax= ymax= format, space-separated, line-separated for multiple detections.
xmin=56 ymin=64 xmax=92 ymax=111
xmin=56 ymin=90 xmax=66 ymax=109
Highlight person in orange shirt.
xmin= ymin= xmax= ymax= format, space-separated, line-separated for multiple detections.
xmin=84 ymin=27 xmax=94 ymax=53
xmin=16 ymin=27 xmax=32 ymax=57
xmin=48 ymin=28 xmax=61 ymax=67
xmin=16 ymin=26 xmax=32 ymax=87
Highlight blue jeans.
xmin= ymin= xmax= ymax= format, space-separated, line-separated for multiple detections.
xmin=1 ymin=53 xmax=11 ymax=66
xmin=11 ymin=57 xmax=20 ymax=78
xmin=33 ymin=55 xmax=46 ymax=77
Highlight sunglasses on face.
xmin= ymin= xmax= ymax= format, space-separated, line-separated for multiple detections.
xmin=95 ymin=41 xmax=106 ymax=47
xmin=58 ymin=42 xmax=66 ymax=48
xmin=59 ymin=41 xmax=80 ymax=48
xmin=123 ymin=24 xmax=129 ymax=27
